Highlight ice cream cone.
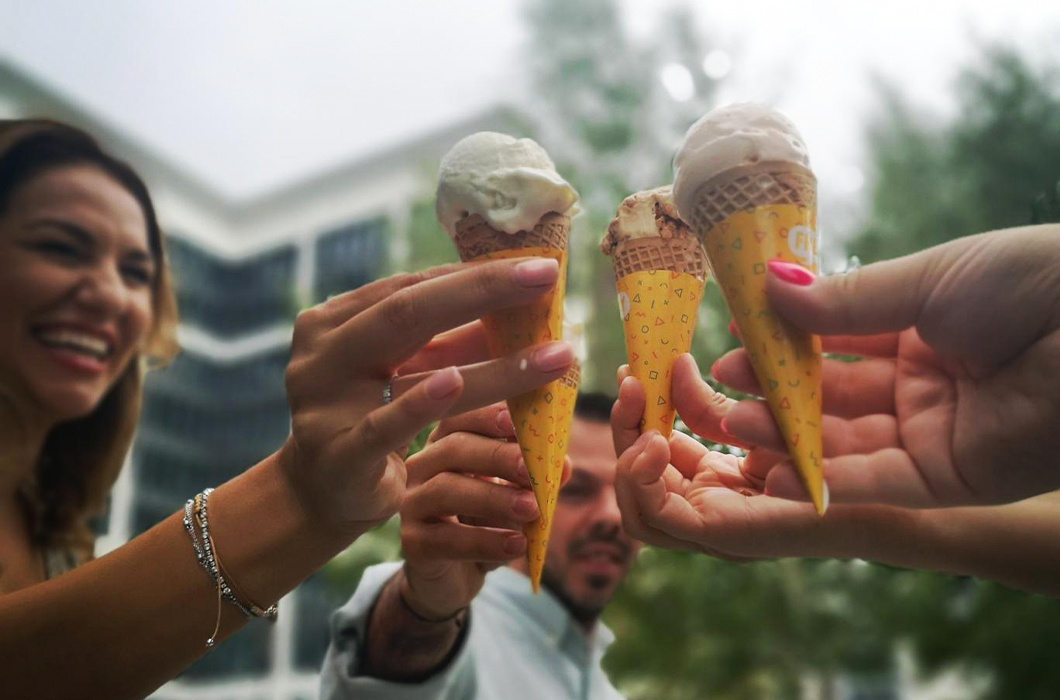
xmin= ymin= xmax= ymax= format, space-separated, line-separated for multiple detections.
xmin=454 ymin=212 xmax=575 ymax=592
xmin=602 ymin=187 xmax=707 ymax=437
xmin=686 ymin=161 xmax=826 ymax=513
xmin=517 ymin=360 xmax=579 ymax=592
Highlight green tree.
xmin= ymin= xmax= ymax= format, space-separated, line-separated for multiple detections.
xmin=853 ymin=46 xmax=1060 ymax=262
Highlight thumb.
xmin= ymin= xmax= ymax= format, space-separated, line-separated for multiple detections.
xmin=764 ymin=242 xmax=961 ymax=337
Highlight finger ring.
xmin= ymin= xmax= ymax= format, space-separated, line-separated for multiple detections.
xmin=382 ymin=376 xmax=396 ymax=405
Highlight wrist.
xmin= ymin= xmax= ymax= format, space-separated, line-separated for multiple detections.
xmin=273 ymin=439 xmax=384 ymax=543
xmin=399 ymin=566 xmax=469 ymax=622
xmin=832 ymin=503 xmax=926 ymax=565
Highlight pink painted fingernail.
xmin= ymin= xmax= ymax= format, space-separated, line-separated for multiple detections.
xmin=532 ymin=342 xmax=573 ymax=372
xmin=719 ymin=417 xmax=731 ymax=434
xmin=425 ymin=366 xmax=462 ymax=399
xmin=727 ymin=318 xmax=739 ymax=337
xmin=710 ymin=359 xmax=721 ymax=381
xmin=513 ymin=259 xmax=559 ymax=287
xmin=768 ymin=259 xmax=815 ymax=286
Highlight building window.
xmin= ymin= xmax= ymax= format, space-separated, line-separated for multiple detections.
xmin=313 ymin=218 xmax=386 ymax=302
xmin=167 ymin=237 xmax=297 ymax=337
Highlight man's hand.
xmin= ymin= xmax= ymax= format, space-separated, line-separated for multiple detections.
xmin=399 ymin=404 xmax=541 ymax=620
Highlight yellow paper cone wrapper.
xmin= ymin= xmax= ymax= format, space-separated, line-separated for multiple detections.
xmin=616 ymin=270 xmax=704 ymax=437
xmin=697 ymin=197 xmax=826 ymax=514
xmin=516 ymin=363 xmax=579 ymax=592
xmin=462 ymin=245 xmax=574 ymax=591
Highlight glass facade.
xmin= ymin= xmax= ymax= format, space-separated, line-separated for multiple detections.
xmin=313 ymin=218 xmax=386 ymax=302
xmin=167 ymin=238 xmax=298 ymax=337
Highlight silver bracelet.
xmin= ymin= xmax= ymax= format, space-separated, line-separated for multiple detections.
xmin=198 ymin=488 xmax=254 ymax=619
xmin=184 ymin=488 xmax=279 ymax=648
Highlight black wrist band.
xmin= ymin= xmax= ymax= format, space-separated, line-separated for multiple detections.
xmin=397 ymin=585 xmax=468 ymax=626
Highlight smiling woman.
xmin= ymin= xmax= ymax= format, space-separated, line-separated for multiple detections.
xmin=0 ymin=118 xmax=576 ymax=699
xmin=0 ymin=120 xmax=178 ymax=581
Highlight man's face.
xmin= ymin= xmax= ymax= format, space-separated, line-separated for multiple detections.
xmin=540 ymin=416 xmax=640 ymax=624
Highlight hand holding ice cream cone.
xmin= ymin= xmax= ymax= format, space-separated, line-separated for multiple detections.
xmin=437 ymin=132 xmax=580 ymax=590
xmin=674 ymin=103 xmax=828 ymax=515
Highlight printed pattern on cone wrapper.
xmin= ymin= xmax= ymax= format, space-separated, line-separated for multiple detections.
xmin=518 ymin=364 xmax=579 ymax=594
xmin=616 ymin=270 xmax=704 ymax=437
xmin=693 ymin=199 xmax=826 ymax=513
xmin=464 ymin=245 xmax=573 ymax=592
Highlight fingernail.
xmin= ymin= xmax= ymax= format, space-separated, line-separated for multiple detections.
xmin=515 ymin=459 xmax=531 ymax=487
xmin=505 ymin=534 xmax=528 ymax=554
xmin=425 ymin=366 xmax=462 ymax=400
xmin=513 ymin=258 xmax=559 ymax=287
xmin=495 ymin=408 xmax=514 ymax=434
xmin=532 ymin=342 xmax=573 ymax=372
xmin=684 ymin=353 xmax=700 ymax=374
xmin=513 ymin=492 xmax=539 ymax=518
xmin=768 ymin=259 xmax=815 ymax=286
xmin=634 ymin=428 xmax=657 ymax=450
xmin=719 ymin=417 xmax=730 ymax=434
xmin=727 ymin=319 xmax=739 ymax=337
xmin=710 ymin=359 xmax=721 ymax=381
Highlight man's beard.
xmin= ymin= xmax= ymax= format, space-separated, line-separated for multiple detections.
xmin=540 ymin=526 xmax=632 ymax=626
xmin=540 ymin=566 xmax=608 ymax=626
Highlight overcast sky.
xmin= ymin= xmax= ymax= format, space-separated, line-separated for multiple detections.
xmin=3 ymin=0 xmax=1059 ymax=201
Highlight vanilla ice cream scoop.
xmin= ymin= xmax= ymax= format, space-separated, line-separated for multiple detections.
xmin=436 ymin=132 xmax=579 ymax=238
xmin=672 ymin=103 xmax=811 ymax=221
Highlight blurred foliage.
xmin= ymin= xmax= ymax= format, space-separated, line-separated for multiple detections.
xmin=852 ymin=46 xmax=1060 ymax=262
xmin=1030 ymin=179 xmax=1060 ymax=224
xmin=605 ymin=555 xmax=917 ymax=700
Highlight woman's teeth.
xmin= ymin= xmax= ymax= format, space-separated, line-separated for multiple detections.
xmin=36 ymin=330 xmax=111 ymax=360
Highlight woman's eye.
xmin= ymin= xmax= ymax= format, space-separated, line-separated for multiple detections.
xmin=122 ymin=266 xmax=153 ymax=285
xmin=34 ymin=240 xmax=80 ymax=257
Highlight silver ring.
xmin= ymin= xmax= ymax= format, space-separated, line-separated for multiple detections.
xmin=382 ymin=376 xmax=395 ymax=405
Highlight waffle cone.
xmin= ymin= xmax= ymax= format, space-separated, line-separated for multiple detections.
xmin=610 ymin=233 xmax=709 ymax=281
xmin=454 ymin=212 xmax=569 ymax=259
xmin=453 ymin=212 xmax=574 ymax=591
xmin=687 ymin=162 xmax=827 ymax=514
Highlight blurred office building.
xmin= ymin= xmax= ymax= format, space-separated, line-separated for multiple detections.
xmin=1 ymin=60 xmax=511 ymax=700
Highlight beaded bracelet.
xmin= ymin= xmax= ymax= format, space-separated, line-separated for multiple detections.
xmin=184 ymin=488 xmax=278 ymax=648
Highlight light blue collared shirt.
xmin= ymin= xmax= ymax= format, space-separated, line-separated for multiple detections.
xmin=320 ymin=562 xmax=625 ymax=700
